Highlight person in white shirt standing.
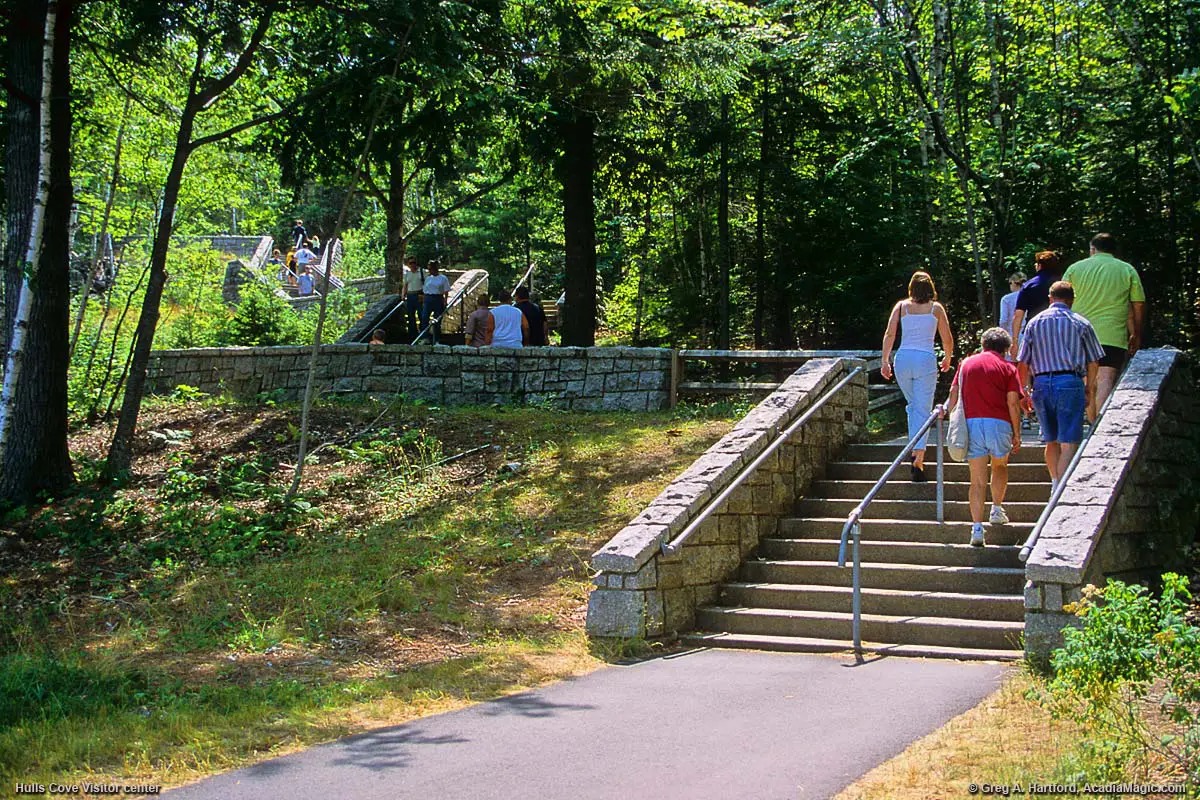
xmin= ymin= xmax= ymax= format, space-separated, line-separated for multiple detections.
xmin=484 ymin=289 xmax=528 ymax=348
xmin=420 ymin=261 xmax=452 ymax=343
xmin=998 ymin=272 xmax=1025 ymax=359
xmin=400 ymin=257 xmax=425 ymax=339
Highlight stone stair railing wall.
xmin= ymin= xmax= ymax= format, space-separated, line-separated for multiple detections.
xmin=220 ymin=235 xmax=278 ymax=303
xmin=146 ymin=344 xmax=672 ymax=410
xmin=586 ymin=359 xmax=869 ymax=639
xmin=1024 ymin=348 xmax=1199 ymax=662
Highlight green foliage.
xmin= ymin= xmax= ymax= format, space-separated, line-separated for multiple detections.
xmin=225 ymin=283 xmax=296 ymax=347
xmin=159 ymin=244 xmax=231 ymax=349
xmin=337 ymin=208 xmax=387 ymax=281
xmin=0 ymin=653 xmax=151 ymax=729
xmin=1039 ymin=575 xmax=1200 ymax=787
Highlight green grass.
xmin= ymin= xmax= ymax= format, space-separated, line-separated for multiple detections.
xmin=0 ymin=398 xmax=739 ymax=788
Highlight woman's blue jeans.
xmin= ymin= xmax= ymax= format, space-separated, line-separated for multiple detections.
xmin=893 ymin=349 xmax=937 ymax=451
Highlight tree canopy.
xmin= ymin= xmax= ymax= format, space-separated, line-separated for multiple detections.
xmin=1 ymin=0 xmax=1198 ymax=500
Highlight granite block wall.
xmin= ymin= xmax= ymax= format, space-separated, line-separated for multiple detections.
xmin=585 ymin=359 xmax=869 ymax=639
xmin=146 ymin=344 xmax=673 ymax=411
xmin=1024 ymin=348 xmax=1199 ymax=661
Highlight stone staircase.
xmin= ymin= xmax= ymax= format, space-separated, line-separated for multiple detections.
xmin=683 ymin=435 xmax=1050 ymax=660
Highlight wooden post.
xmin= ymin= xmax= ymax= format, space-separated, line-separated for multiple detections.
xmin=669 ymin=350 xmax=683 ymax=408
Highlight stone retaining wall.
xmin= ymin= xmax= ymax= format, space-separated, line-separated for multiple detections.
xmin=1024 ymin=348 xmax=1200 ymax=661
xmin=146 ymin=344 xmax=672 ymax=410
xmin=585 ymin=359 xmax=869 ymax=639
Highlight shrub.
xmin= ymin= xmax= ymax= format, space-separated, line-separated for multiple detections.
xmin=1040 ymin=574 xmax=1200 ymax=788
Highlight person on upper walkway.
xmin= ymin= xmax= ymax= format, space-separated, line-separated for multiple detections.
xmin=295 ymin=241 xmax=318 ymax=271
xmin=464 ymin=294 xmax=491 ymax=347
xmin=946 ymin=327 xmax=1024 ymax=547
xmin=1061 ymin=232 xmax=1145 ymax=416
xmin=1017 ymin=280 xmax=1104 ymax=492
xmin=1009 ymin=250 xmax=1061 ymax=360
xmin=880 ymin=271 xmax=954 ymax=482
xmin=420 ymin=262 xmax=451 ymax=343
xmin=291 ymin=219 xmax=306 ymax=248
xmin=484 ymin=289 xmax=528 ymax=348
xmin=400 ymin=257 xmax=424 ymax=339
xmin=297 ymin=266 xmax=314 ymax=297
xmin=514 ymin=286 xmax=548 ymax=346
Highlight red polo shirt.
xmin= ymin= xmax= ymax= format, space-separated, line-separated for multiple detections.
xmin=951 ymin=350 xmax=1022 ymax=422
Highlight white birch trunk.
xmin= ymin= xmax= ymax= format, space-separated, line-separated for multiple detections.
xmin=0 ymin=1 xmax=56 ymax=452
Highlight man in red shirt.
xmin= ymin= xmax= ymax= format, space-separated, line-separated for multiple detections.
xmin=947 ymin=327 xmax=1025 ymax=546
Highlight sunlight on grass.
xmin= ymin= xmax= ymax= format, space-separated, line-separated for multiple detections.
xmin=0 ymin=633 xmax=601 ymax=790
xmin=835 ymin=670 xmax=1093 ymax=800
xmin=1 ymin=400 xmax=739 ymax=787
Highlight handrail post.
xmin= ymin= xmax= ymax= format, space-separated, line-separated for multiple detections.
xmin=935 ymin=405 xmax=944 ymax=524
xmin=838 ymin=402 xmax=945 ymax=659
xmin=851 ymin=521 xmax=862 ymax=658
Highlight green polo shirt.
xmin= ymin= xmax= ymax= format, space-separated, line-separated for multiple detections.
xmin=1062 ymin=252 xmax=1145 ymax=349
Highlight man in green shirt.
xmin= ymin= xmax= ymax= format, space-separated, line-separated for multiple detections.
xmin=1062 ymin=233 xmax=1146 ymax=417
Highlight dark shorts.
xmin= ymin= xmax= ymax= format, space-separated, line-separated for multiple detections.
xmin=1032 ymin=374 xmax=1086 ymax=445
xmin=1099 ymin=345 xmax=1126 ymax=370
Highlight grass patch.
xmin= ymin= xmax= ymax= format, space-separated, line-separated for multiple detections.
xmin=0 ymin=397 xmax=739 ymax=787
xmin=866 ymin=404 xmax=905 ymax=441
xmin=0 ymin=634 xmax=597 ymax=789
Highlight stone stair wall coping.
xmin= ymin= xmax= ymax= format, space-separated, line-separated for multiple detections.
xmin=1024 ymin=348 xmax=1199 ymax=661
xmin=586 ymin=358 xmax=869 ymax=639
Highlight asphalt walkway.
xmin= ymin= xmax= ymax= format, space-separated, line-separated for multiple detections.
xmin=168 ymin=648 xmax=1006 ymax=800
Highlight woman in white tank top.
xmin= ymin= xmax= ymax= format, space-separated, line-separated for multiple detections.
xmin=880 ymin=271 xmax=955 ymax=480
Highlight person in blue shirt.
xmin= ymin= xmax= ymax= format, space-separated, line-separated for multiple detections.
xmin=1008 ymin=250 xmax=1061 ymax=359
xmin=297 ymin=266 xmax=315 ymax=296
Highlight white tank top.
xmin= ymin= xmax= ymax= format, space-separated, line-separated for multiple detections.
xmin=898 ymin=305 xmax=937 ymax=352
xmin=490 ymin=304 xmax=524 ymax=348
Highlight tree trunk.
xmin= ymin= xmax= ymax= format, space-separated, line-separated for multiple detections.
xmin=383 ymin=149 xmax=407 ymax=295
xmin=3 ymin=0 xmax=45 ymax=356
xmin=0 ymin=0 xmax=74 ymax=504
xmin=105 ymin=105 xmax=196 ymax=479
xmin=717 ymin=94 xmax=731 ymax=351
xmin=753 ymin=78 xmax=769 ymax=349
xmin=559 ymin=112 xmax=597 ymax=347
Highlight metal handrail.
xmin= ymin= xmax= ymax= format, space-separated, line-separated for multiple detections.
xmin=411 ymin=271 xmax=490 ymax=345
xmin=837 ymin=402 xmax=947 ymax=657
xmin=1018 ymin=387 xmax=1116 ymax=562
xmin=512 ymin=261 xmax=536 ymax=296
xmin=661 ymin=365 xmax=864 ymax=556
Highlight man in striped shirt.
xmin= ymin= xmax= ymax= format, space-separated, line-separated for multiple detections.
xmin=1016 ymin=281 xmax=1105 ymax=489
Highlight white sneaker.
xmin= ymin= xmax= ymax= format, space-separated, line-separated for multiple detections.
xmin=989 ymin=506 xmax=1010 ymax=525
xmin=970 ymin=525 xmax=986 ymax=547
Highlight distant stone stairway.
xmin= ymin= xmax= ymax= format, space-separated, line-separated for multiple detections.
xmin=683 ymin=436 xmax=1051 ymax=660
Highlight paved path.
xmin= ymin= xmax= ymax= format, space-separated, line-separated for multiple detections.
xmin=169 ymin=649 xmax=1006 ymax=800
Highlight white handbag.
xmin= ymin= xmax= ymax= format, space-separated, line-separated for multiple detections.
xmin=947 ymin=362 xmax=969 ymax=462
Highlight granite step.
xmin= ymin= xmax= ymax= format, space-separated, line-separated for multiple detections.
xmin=718 ymin=582 xmax=1024 ymax=621
xmin=680 ymin=632 xmax=1021 ymax=661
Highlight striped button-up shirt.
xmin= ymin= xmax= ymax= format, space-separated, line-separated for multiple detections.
xmin=1017 ymin=302 xmax=1105 ymax=376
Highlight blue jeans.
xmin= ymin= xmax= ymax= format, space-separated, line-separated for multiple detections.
xmin=894 ymin=349 xmax=938 ymax=450
xmin=1032 ymin=374 xmax=1085 ymax=444
xmin=421 ymin=295 xmax=446 ymax=343
xmin=404 ymin=294 xmax=421 ymax=338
